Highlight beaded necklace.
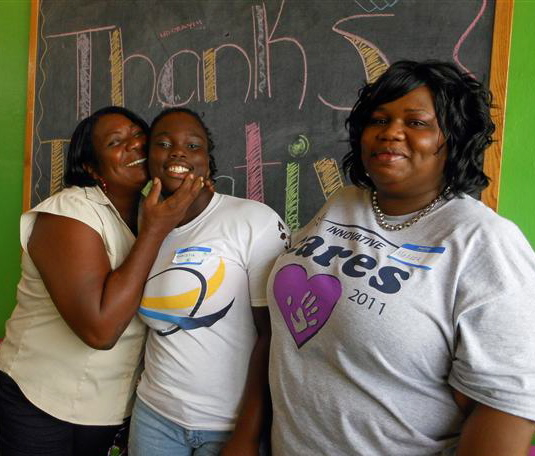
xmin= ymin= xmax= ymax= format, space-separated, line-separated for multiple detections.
xmin=371 ymin=187 xmax=451 ymax=231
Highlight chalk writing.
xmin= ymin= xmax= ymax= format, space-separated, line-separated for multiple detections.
xmin=285 ymin=135 xmax=309 ymax=229
xmin=212 ymin=44 xmax=252 ymax=103
xmin=288 ymin=135 xmax=309 ymax=159
xmin=123 ymin=54 xmax=156 ymax=107
xmin=253 ymin=5 xmax=267 ymax=95
xmin=160 ymin=19 xmax=204 ymax=39
xmin=157 ymin=50 xmax=201 ymax=107
xmin=29 ymin=0 xmax=495 ymax=222
xmin=50 ymin=140 xmax=69 ymax=196
xmin=109 ymin=29 xmax=123 ymax=107
xmin=318 ymin=14 xmax=391 ymax=111
xmin=245 ymin=122 xmax=264 ymax=203
xmin=314 ymin=158 xmax=344 ymax=200
xmin=76 ymin=33 xmax=91 ymax=119
xmin=214 ymin=175 xmax=236 ymax=196
xmin=263 ymin=0 xmax=308 ymax=109
xmin=285 ymin=162 xmax=300 ymax=231
xmin=48 ymin=26 xmax=118 ymax=122
xmin=354 ymin=0 xmax=400 ymax=13
xmin=203 ymin=48 xmax=217 ymax=102
xmin=453 ymin=0 xmax=488 ymax=74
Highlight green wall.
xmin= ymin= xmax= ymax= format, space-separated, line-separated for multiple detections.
xmin=498 ymin=0 xmax=535 ymax=237
xmin=0 ymin=1 xmax=534 ymax=339
xmin=0 ymin=0 xmax=30 ymax=335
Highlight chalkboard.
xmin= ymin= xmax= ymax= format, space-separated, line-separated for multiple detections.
xmin=24 ymin=0 xmax=512 ymax=229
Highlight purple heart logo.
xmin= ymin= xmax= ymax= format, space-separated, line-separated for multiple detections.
xmin=273 ymin=264 xmax=342 ymax=347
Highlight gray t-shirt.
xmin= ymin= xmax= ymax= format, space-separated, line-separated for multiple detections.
xmin=267 ymin=186 xmax=535 ymax=455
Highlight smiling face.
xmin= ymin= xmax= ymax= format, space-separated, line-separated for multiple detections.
xmin=89 ymin=113 xmax=148 ymax=193
xmin=360 ymin=85 xmax=447 ymax=201
xmin=149 ymin=111 xmax=211 ymax=197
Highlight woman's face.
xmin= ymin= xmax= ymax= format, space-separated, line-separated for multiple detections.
xmin=90 ymin=113 xmax=148 ymax=192
xmin=149 ymin=112 xmax=210 ymax=197
xmin=360 ymin=85 xmax=447 ymax=198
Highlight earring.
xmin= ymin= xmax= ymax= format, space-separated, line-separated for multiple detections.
xmin=97 ymin=176 xmax=108 ymax=194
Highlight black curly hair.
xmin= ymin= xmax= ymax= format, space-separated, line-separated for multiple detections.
xmin=149 ymin=107 xmax=218 ymax=179
xmin=343 ymin=60 xmax=495 ymax=196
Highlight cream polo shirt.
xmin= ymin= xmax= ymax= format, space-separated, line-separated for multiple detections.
xmin=0 ymin=186 xmax=146 ymax=425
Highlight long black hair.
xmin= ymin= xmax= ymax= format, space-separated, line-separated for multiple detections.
xmin=64 ymin=106 xmax=149 ymax=187
xmin=343 ymin=60 xmax=495 ymax=196
xmin=150 ymin=107 xmax=218 ymax=179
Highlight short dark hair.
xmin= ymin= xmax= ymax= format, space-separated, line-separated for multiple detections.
xmin=64 ymin=106 xmax=149 ymax=187
xmin=343 ymin=60 xmax=495 ymax=196
xmin=150 ymin=107 xmax=218 ymax=179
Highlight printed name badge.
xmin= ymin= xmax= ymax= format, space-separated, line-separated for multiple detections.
xmin=388 ymin=243 xmax=445 ymax=270
xmin=172 ymin=246 xmax=212 ymax=265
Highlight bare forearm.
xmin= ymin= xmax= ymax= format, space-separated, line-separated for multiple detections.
xmin=232 ymin=335 xmax=270 ymax=443
xmin=221 ymin=308 xmax=272 ymax=456
xmin=456 ymin=403 xmax=534 ymax=456
xmin=69 ymin=176 xmax=205 ymax=348
xmin=30 ymin=178 xmax=206 ymax=349
xmin=89 ymin=228 xmax=169 ymax=347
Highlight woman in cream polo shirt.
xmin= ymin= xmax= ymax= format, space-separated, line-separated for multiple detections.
xmin=0 ymin=106 xmax=206 ymax=456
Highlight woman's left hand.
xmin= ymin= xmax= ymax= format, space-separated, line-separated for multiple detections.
xmin=219 ymin=436 xmax=259 ymax=456
xmin=455 ymin=389 xmax=535 ymax=456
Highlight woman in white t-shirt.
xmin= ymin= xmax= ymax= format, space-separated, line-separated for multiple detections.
xmin=129 ymin=108 xmax=288 ymax=456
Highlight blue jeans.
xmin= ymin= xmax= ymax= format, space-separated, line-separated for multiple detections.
xmin=128 ymin=397 xmax=232 ymax=456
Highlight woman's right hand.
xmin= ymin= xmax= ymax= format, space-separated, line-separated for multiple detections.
xmin=139 ymin=175 xmax=205 ymax=240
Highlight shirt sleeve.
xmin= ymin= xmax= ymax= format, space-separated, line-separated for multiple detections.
xmin=448 ymin=220 xmax=535 ymax=421
xmin=20 ymin=189 xmax=103 ymax=251
xmin=247 ymin=210 xmax=289 ymax=307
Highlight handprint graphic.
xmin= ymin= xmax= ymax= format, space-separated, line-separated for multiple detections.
xmin=288 ymin=291 xmax=319 ymax=333
xmin=273 ymin=264 xmax=342 ymax=347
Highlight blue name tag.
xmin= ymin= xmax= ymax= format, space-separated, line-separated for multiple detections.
xmin=388 ymin=243 xmax=445 ymax=270
xmin=172 ymin=246 xmax=212 ymax=265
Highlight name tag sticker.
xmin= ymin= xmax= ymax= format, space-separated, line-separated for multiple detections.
xmin=388 ymin=243 xmax=445 ymax=270
xmin=172 ymin=246 xmax=212 ymax=265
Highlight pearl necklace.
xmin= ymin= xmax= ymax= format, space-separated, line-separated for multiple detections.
xmin=371 ymin=187 xmax=451 ymax=231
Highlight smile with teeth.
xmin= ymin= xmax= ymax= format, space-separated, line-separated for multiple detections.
xmin=167 ymin=165 xmax=191 ymax=174
xmin=372 ymin=150 xmax=406 ymax=162
xmin=126 ymin=158 xmax=147 ymax=167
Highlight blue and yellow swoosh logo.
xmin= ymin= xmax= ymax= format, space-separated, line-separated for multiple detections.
xmin=141 ymin=258 xmax=225 ymax=310
xmin=139 ymin=258 xmax=233 ymax=336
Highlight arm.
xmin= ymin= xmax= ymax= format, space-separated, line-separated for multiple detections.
xmin=455 ymin=390 xmax=535 ymax=456
xmin=447 ymin=217 xmax=535 ymax=455
xmin=220 ymin=307 xmax=271 ymax=456
xmin=28 ymin=176 xmax=205 ymax=349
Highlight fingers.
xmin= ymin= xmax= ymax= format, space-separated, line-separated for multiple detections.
xmin=176 ymin=174 xmax=204 ymax=196
xmin=205 ymin=178 xmax=216 ymax=193
xmin=145 ymin=178 xmax=161 ymax=206
xmin=140 ymin=175 xmax=208 ymax=237
xmin=165 ymin=174 xmax=204 ymax=208
xmin=185 ymin=175 xmax=205 ymax=202
xmin=193 ymin=176 xmax=205 ymax=192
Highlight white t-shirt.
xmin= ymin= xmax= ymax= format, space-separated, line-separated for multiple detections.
xmin=268 ymin=186 xmax=535 ymax=456
xmin=137 ymin=193 xmax=288 ymax=431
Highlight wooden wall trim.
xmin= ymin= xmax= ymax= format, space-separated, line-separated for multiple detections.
xmin=23 ymin=0 xmax=40 ymax=212
xmin=481 ymin=0 xmax=515 ymax=210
